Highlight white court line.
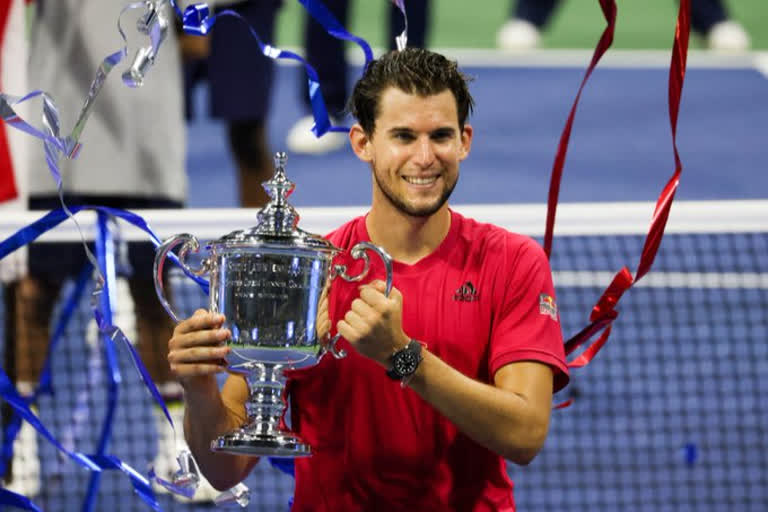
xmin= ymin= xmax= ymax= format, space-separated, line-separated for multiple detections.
xmin=277 ymin=47 xmax=768 ymax=71
xmin=554 ymin=271 xmax=768 ymax=289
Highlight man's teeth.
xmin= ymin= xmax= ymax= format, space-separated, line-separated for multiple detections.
xmin=404 ymin=176 xmax=438 ymax=185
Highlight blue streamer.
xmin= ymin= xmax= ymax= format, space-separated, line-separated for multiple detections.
xmin=0 ymin=370 xmax=101 ymax=473
xmin=0 ymin=262 xmax=92 ymax=478
xmin=168 ymin=0 xmax=374 ymax=137
xmin=0 ymin=205 xmax=208 ymax=291
xmin=268 ymin=457 xmax=295 ymax=477
xmin=0 ymin=488 xmax=43 ymax=512
xmin=88 ymin=454 xmax=159 ymax=510
xmin=82 ymin=213 xmax=123 ymax=512
xmin=0 ymin=206 xmax=211 ymax=508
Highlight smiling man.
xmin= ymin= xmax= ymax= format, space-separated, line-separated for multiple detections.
xmin=169 ymin=48 xmax=569 ymax=511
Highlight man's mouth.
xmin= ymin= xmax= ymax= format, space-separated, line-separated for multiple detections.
xmin=403 ymin=175 xmax=439 ymax=186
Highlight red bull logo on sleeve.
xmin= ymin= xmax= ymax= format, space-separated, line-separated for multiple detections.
xmin=539 ymin=293 xmax=558 ymax=321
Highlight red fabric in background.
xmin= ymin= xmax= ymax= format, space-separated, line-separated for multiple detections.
xmin=0 ymin=0 xmax=20 ymax=203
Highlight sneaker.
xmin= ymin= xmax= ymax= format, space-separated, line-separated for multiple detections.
xmin=707 ymin=21 xmax=750 ymax=52
xmin=151 ymin=404 xmax=220 ymax=503
xmin=496 ymin=19 xmax=541 ymax=51
xmin=285 ymin=115 xmax=348 ymax=155
xmin=4 ymin=416 xmax=41 ymax=498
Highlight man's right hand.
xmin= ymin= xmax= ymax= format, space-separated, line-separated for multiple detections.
xmin=168 ymin=309 xmax=231 ymax=392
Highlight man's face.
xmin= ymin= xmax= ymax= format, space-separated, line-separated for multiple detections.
xmin=352 ymin=87 xmax=473 ymax=217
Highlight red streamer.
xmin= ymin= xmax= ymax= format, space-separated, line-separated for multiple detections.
xmin=543 ymin=0 xmax=617 ymax=259
xmin=545 ymin=0 xmax=691 ymax=370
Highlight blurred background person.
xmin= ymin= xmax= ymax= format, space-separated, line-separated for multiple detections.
xmin=285 ymin=0 xmax=430 ymax=155
xmin=2 ymin=0 xmax=217 ymax=502
xmin=496 ymin=0 xmax=750 ymax=52
xmin=181 ymin=0 xmax=282 ymax=207
xmin=0 ymin=0 xmax=34 ymax=497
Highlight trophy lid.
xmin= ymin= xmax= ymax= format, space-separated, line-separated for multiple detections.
xmin=211 ymin=152 xmax=338 ymax=252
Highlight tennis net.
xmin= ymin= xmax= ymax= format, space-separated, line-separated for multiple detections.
xmin=1 ymin=199 xmax=766 ymax=511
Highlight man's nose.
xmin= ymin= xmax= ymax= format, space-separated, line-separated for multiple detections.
xmin=413 ymin=137 xmax=436 ymax=168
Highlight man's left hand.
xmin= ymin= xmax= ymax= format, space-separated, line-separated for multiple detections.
xmin=336 ymin=280 xmax=410 ymax=366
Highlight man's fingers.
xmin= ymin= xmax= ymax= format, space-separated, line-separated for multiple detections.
xmin=350 ymin=297 xmax=377 ymax=320
xmin=336 ymin=320 xmax=355 ymax=343
xmin=171 ymin=328 xmax=230 ymax=349
xmin=168 ymin=345 xmax=230 ymax=365
xmin=176 ymin=312 xmax=225 ymax=334
xmin=171 ymin=363 xmax=227 ymax=378
xmin=343 ymin=310 xmax=368 ymax=335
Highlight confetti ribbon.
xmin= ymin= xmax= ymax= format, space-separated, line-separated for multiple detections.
xmin=390 ymin=0 xmax=408 ymax=50
xmin=0 ymin=206 xmax=209 ymax=508
xmin=544 ymin=0 xmax=691 ymax=372
xmin=169 ymin=0 xmax=374 ymax=136
xmin=0 ymin=367 xmax=160 ymax=510
xmin=0 ymin=488 xmax=42 ymax=512
xmin=0 ymin=262 xmax=92 ymax=480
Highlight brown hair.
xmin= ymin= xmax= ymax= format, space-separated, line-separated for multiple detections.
xmin=347 ymin=48 xmax=474 ymax=136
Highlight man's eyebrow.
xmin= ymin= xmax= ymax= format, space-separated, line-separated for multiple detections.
xmin=431 ymin=127 xmax=456 ymax=136
xmin=388 ymin=127 xmax=415 ymax=134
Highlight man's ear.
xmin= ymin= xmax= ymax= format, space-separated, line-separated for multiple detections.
xmin=459 ymin=124 xmax=473 ymax=161
xmin=349 ymin=123 xmax=373 ymax=163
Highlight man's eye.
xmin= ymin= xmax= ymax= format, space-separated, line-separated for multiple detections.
xmin=395 ymin=132 xmax=414 ymax=141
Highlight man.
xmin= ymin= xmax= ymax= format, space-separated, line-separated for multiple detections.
xmin=169 ymin=48 xmax=569 ymax=510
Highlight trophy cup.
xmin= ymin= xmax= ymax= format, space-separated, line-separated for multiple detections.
xmin=153 ymin=152 xmax=392 ymax=457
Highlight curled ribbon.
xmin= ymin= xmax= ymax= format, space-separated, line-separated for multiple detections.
xmin=170 ymin=0 xmax=373 ymax=137
xmin=390 ymin=0 xmax=408 ymax=50
xmin=546 ymin=0 xmax=691 ymax=376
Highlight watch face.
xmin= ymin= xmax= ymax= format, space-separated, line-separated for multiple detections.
xmin=394 ymin=350 xmax=420 ymax=376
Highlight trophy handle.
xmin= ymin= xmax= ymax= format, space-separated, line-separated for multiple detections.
xmin=326 ymin=241 xmax=394 ymax=359
xmin=154 ymin=233 xmax=209 ymax=323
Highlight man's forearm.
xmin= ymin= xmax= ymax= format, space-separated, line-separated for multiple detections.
xmin=183 ymin=380 xmax=257 ymax=490
xmin=407 ymin=350 xmax=549 ymax=465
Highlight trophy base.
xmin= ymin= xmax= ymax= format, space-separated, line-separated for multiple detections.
xmin=211 ymin=430 xmax=312 ymax=457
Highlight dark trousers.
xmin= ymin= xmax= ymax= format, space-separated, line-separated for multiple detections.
xmin=302 ymin=0 xmax=430 ymax=116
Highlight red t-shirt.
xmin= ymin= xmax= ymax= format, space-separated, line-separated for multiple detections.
xmin=287 ymin=210 xmax=569 ymax=511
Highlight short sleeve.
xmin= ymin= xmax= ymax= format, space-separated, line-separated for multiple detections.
xmin=488 ymin=236 xmax=569 ymax=393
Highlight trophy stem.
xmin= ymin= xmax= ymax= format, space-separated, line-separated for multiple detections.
xmin=210 ymin=363 xmax=312 ymax=457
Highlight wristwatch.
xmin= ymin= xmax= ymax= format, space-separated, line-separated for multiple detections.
xmin=386 ymin=339 xmax=423 ymax=384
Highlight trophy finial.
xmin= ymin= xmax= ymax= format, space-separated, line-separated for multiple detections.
xmin=256 ymin=152 xmax=299 ymax=235
xmin=274 ymin=151 xmax=287 ymax=171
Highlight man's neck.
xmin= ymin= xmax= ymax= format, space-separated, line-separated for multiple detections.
xmin=366 ymin=204 xmax=451 ymax=265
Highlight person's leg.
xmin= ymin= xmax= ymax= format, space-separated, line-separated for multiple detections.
xmin=498 ymin=0 xmax=561 ymax=50
xmin=209 ymin=0 xmax=279 ymax=200
xmin=3 ymin=275 xmax=61 ymax=497
xmin=691 ymin=0 xmax=727 ymax=35
xmin=286 ymin=0 xmax=350 ymax=154
xmin=692 ymin=0 xmax=750 ymax=51
xmin=513 ymin=0 xmax=561 ymax=29
xmin=228 ymin=120 xmax=273 ymax=208
xmin=388 ymin=0 xmax=429 ymax=50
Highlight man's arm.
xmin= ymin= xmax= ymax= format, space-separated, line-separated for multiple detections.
xmin=407 ymin=355 xmax=553 ymax=465
xmin=168 ymin=310 xmax=259 ymax=490
xmin=336 ymin=281 xmax=554 ymax=465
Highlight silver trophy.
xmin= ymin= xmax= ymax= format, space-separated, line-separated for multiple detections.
xmin=153 ymin=152 xmax=393 ymax=457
